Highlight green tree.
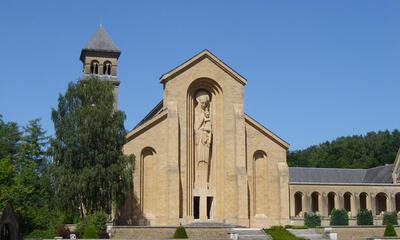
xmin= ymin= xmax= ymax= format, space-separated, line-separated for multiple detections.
xmin=0 ymin=115 xmax=21 ymax=210
xmin=0 ymin=116 xmax=52 ymax=234
xmin=51 ymin=77 xmax=134 ymax=218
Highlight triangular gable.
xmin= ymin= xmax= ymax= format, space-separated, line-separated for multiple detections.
xmin=392 ymin=148 xmax=400 ymax=183
xmin=159 ymin=49 xmax=247 ymax=86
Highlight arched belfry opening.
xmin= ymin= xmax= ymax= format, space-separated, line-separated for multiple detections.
xmin=186 ymin=78 xmax=223 ymax=221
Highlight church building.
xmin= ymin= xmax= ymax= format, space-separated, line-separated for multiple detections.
xmin=80 ymin=26 xmax=400 ymax=228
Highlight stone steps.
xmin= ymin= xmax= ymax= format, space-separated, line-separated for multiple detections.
xmin=230 ymin=228 xmax=272 ymax=240
xmin=287 ymin=229 xmax=328 ymax=240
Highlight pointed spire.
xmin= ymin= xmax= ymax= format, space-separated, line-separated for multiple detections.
xmin=83 ymin=25 xmax=120 ymax=53
xmin=80 ymin=24 xmax=121 ymax=62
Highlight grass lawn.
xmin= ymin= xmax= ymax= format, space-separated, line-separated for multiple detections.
xmin=264 ymin=226 xmax=305 ymax=240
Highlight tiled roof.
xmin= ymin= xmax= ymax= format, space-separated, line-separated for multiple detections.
xmin=133 ymin=101 xmax=164 ymax=130
xmin=289 ymin=164 xmax=393 ymax=184
xmin=82 ymin=26 xmax=120 ymax=53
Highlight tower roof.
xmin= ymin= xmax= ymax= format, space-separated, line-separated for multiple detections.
xmin=80 ymin=25 xmax=121 ymax=61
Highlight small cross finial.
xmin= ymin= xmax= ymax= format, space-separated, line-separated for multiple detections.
xmin=99 ymin=24 xmax=103 ymax=28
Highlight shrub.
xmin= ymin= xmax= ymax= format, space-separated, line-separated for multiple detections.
xmin=384 ymin=224 xmax=397 ymax=237
xmin=330 ymin=208 xmax=349 ymax=226
xmin=76 ymin=211 xmax=109 ymax=237
xmin=264 ymin=226 xmax=305 ymax=240
xmin=25 ymin=228 xmax=57 ymax=239
xmin=304 ymin=212 xmax=321 ymax=228
xmin=56 ymin=225 xmax=71 ymax=238
xmin=383 ymin=212 xmax=398 ymax=226
xmin=83 ymin=224 xmax=99 ymax=239
xmin=87 ymin=211 xmax=108 ymax=233
xmin=357 ymin=209 xmax=373 ymax=225
xmin=173 ymin=225 xmax=188 ymax=239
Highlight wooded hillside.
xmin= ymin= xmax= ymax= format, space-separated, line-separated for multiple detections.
xmin=288 ymin=130 xmax=400 ymax=168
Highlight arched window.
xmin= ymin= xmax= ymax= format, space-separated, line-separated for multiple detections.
xmin=294 ymin=192 xmax=303 ymax=216
xmin=311 ymin=192 xmax=319 ymax=213
xmin=375 ymin=192 xmax=387 ymax=215
xmin=90 ymin=60 xmax=99 ymax=74
xmin=359 ymin=192 xmax=367 ymax=210
xmin=327 ymin=192 xmax=336 ymax=215
xmin=344 ymin=192 xmax=352 ymax=212
xmin=103 ymin=61 xmax=112 ymax=75
xmin=396 ymin=193 xmax=400 ymax=213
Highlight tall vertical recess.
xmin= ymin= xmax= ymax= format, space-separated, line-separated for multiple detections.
xmin=253 ymin=150 xmax=267 ymax=215
xmin=140 ymin=147 xmax=157 ymax=218
xmin=186 ymin=78 xmax=223 ymax=217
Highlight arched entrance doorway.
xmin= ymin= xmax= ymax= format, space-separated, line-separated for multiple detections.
xmin=0 ymin=224 xmax=10 ymax=240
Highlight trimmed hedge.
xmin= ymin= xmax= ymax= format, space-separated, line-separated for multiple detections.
xmin=25 ymin=228 xmax=57 ymax=238
xmin=264 ymin=226 xmax=305 ymax=240
xmin=357 ymin=209 xmax=373 ymax=225
xmin=173 ymin=225 xmax=188 ymax=239
xmin=383 ymin=212 xmax=398 ymax=226
xmin=304 ymin=212 xmax=321 ymax=228
xmin=83 ymin=224 xmax=99 ymax=239
xmin=384 ymin=224 xmax=397 ymax=237
xmin=330 ymin=208 xmax=349 ymax=226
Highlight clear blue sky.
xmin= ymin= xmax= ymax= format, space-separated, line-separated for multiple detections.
xmin=0 ymin=1 xmax=399 ymax=150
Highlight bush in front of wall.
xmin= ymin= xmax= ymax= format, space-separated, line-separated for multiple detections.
xmin=330 ymin=208 xmax=349 ymax=226
xmin=83 ymin=224 xmax=99 ymax=239
xmin=356 ymin=209 xmax=373 ymax=225
xmin=383 ymin=212 xmax=398 ymax=226
xmin=304 ymin=212 xmax=321 ymax=228
xmin=384 ymin=224 xmax=397 ymax=237
xmin=173 ymin=225 xmax=188 ymax=239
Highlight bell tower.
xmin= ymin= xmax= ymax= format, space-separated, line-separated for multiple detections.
xmin=80 ymin=25 xmax=121 ymax=109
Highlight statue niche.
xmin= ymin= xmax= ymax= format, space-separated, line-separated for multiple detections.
xmin=194 ymin=90 xmax=212 ymax=190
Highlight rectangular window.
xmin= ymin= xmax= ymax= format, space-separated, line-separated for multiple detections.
xmin=194 ymin=196 xmax=200 ymax=219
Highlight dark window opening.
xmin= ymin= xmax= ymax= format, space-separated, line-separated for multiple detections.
xmin=294 ymin=192 xmax=302 ymax=216
xmin=344 ymin=193 xmax=351 ymax=212
xmin=360 ymin=193 xmax=367 ymax=210
xmin=396 ymin=193 xmax=400 ymax=212
xmin=194 ymin=196 xmax=200 ymax=219
xmin=311 ymin=192 xmax=319 ymax=213
xmin=328 ymin=192 xmax=335 ymax=215
xmin=90 ymin=60 xmax=99 ymax=74
xmin=103 ymin=61 xmax=112 ymax=75
xmin=207 ymin=196 xmax=213 ymax=219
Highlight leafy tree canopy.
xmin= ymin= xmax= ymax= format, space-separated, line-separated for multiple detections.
xmin=288 ymin=129 xmax=400 ymax=168
xmin=0 ymin=116 xmax=51 ymax=234
xmin=51 ymin=77 xmax=134 ymax=217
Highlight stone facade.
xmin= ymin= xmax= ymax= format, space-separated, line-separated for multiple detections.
xmin=122 ymin=50 xmax=290 ymax=228
xmin=288 ymin=149 xmax=400 ymax=225
xmin=79 ymin=27 xmax=400 ymax=229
